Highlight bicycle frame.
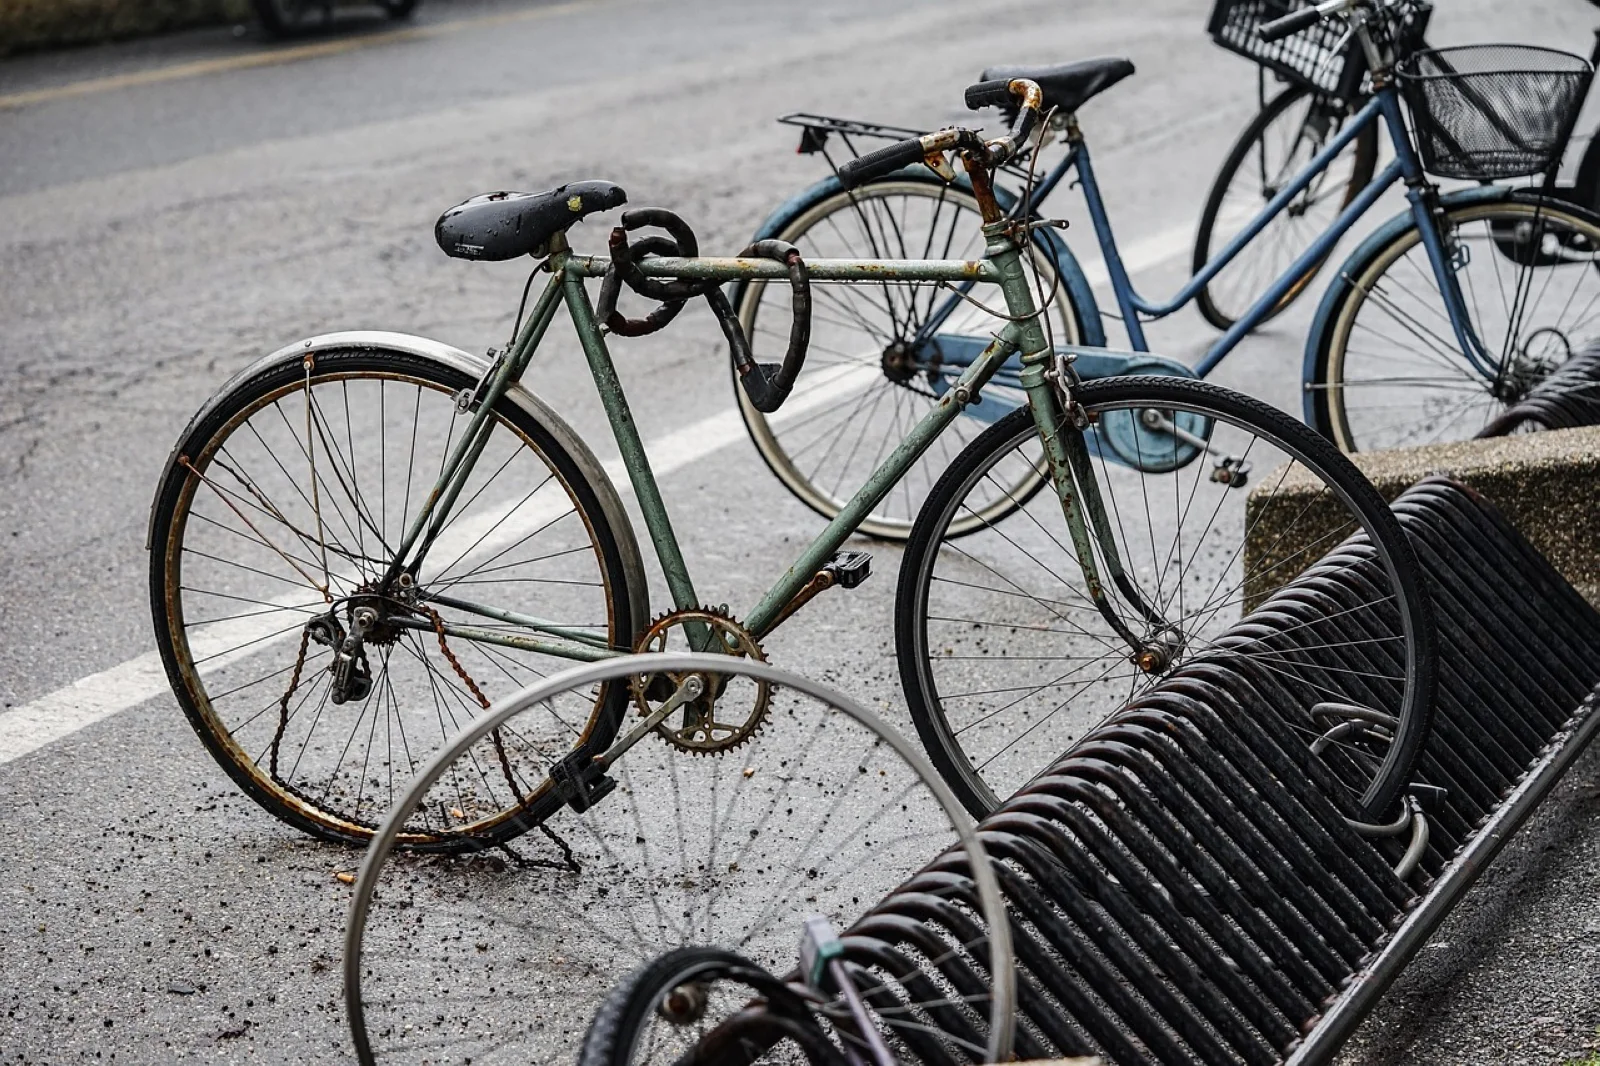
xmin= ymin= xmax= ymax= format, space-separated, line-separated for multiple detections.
xmin=913 ymin=81 xmax=1504 ymax=386
xmin=378 ymin=215 xmax=1146 ymax=667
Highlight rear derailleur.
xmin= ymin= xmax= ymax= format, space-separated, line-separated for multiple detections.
xmin=306 ymin=609 xmax=373 ymax=705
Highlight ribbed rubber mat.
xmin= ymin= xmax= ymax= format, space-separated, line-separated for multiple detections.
xmin=838 ymin=477 xmax=1600 ymax=1065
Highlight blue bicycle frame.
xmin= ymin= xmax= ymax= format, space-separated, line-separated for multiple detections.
xmin=917 ymin=79 xmax=1501 ymax=412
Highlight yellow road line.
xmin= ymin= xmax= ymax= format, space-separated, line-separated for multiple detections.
xmin=0 ymin=0 xmax=593 ymax=111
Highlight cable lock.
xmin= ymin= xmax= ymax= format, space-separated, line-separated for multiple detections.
xmin=596 ymin=210 xmax=811 ymax=414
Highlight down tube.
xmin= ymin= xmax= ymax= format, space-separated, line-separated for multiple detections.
xmin=745 ymin=325 xmax=1023 ymax=636
xmin=1197 ymin=156 xmax=1404 ymax=376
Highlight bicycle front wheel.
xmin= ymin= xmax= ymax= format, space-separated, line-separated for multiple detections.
xmin=1311 ymin=194 xmax=1600 ymax=451
xmin=735 ymin=177 xmax=1084 ymax=540
xmin=149 ymin=345 xmax=640 ymax=848
xmin=897 ymin=376 xmax=1434 ymax=821
xmin=1193 ymin=87 xmax=1378 ymax=332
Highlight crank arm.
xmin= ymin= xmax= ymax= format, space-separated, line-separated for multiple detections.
xmin=1138 ymin=407 xmax=1251 ymax=486
xmin=1138 ymin=408 xmax=1222 ymax=457
xmin=593 ymin=674 xmax=704 ymax=770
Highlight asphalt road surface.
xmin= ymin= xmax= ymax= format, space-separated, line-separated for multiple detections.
xmin=3 ymin=0 xmax=1599 ymax=1062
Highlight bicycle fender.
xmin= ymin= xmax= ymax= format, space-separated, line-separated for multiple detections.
xmin=732 ymin=168 xmax=1106 ymax=347
xmin=146 ymin=330 xmax=650 ymax=642
xmin=1300 ymin=183 xmax=1514 ymax=424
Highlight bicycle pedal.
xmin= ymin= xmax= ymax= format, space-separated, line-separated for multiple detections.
xmin=549 ymin=749 xmax=615 ymax=814
xmin=824 ymin=550 xmax=872 ymax=589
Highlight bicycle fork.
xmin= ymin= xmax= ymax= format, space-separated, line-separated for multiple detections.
xmin=982 ymin=204 xmax=1177 ymax=671
xmin=1020 ymin=351 xmax=1177 ymax=668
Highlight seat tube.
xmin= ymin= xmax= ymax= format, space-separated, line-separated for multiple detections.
xmin=559 ymin=263 xmax=704 ymax=630
xmin=1072 ymin=137 xmax=1149 ymax=350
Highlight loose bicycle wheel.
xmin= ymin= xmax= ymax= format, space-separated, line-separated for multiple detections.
xmin=345 ymin=654 xmax=1015 ymax=1065
xmin=578 ymin=947 xmax=841 ymax=1066
xmin=897 ymin=376 xmax=1434 ymax=821
xmin=149 ymin=344 xmax=641 ymax=848
xmin=734 ymin=176 xmax=1083 ymax=540
xmin=1193 ymin=87 xmax=1378 ymax=332
xmin=1310 ymin=194 xmax=1600 ymax=451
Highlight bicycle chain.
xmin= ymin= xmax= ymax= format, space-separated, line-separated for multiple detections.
xmin=268 ymin=626 xmax=312 ymax=781
xmin=418 ymin=603 xmax=523 ymax=804
xmin=418 ymin=604 xmax=581 ymax=872
xmin=261 ymin=601 xmax=580 ymax=870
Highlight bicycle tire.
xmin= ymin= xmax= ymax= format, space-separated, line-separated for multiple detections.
xmin=733 ymin=175 xmax=1084 ymax=541
xmin=897 ymin=376 xmax=1435 ymax=821
xmin=578 ymin=947 xmax=842 ymax=1066
xmin=1194 ymin=86 xmax=1379 ymax=332
xmin=1309 ymin=193 xmax=1600 ymax=452
xmin=149 ymin=345 xmax=639 ymax=849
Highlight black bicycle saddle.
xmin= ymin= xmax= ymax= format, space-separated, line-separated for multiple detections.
xmin=435 ymin=179 xmax=627 ymax=261
xmin=978 ymin=57 xmax=1136 ymax=115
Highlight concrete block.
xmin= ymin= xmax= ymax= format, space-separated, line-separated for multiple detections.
xmin=1246 ymin=426 xmax=1600 ymax=606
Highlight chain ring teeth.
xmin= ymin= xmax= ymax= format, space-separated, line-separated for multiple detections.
xmin=631 ymin=605 xmax=770 ymax=755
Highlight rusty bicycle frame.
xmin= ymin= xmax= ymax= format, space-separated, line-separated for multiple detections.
xmin=377 ymin=93 xmax=1162 ymax=697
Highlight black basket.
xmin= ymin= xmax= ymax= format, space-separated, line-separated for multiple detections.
xmin=1208 ymin=0 xmax=1431 ymax=102
xmin=1400 ymin=45 xmax=1594 ymax=181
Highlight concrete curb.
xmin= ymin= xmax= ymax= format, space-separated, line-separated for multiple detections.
xmin=0 ymin=0 xmax=250 ymax=56
xmin=1247 ymin=425 xmax=1600 ymax=607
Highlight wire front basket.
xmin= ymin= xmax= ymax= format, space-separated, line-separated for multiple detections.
xmin=1400 ymin=45 xmax=1594 ymax=181
xmin=1208 ymin=0 xmax=1432 ymax=102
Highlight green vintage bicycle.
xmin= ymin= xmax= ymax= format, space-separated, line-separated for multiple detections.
xmin=148 ymin=77 xmax=1434 ymax=846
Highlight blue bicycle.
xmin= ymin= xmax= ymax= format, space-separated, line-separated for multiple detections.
xmin=737 ymin=0 xmax=1599 ymax=539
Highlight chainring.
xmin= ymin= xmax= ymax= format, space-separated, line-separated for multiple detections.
xmin=630 ymin=606 xmax=770 ymax=755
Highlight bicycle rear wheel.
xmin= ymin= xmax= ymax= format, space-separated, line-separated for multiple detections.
xmin=1193 ymin=87 xmax=1378 ymax=331
xmin=897 ymin=376 xmax=1434 ymax=821
xmin=149 ymin=344 xmax=640 ymax=848
xmin=734 ymin=176 xmax=1082 ymax=540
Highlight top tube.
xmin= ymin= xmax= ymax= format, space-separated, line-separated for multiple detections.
xmin=565 ymin=254 xmax=1005 ymax=284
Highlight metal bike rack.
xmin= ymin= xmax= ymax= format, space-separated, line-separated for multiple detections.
xmin=829 ymin=477 xmax=1600 ymax=1066
xmin=1479 ymin=344 xmax=1600 ymax=436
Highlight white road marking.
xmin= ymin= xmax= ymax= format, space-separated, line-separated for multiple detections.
xmin=0 ymin=364 xmax=874 ymax=767
xmin=1077 ymin=222 xmax=1195 ymax=291
xmin=0 ymin=228 xmax=1189 ymax=767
